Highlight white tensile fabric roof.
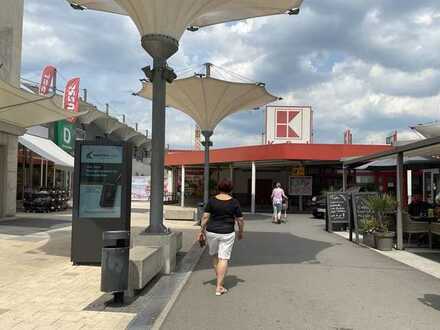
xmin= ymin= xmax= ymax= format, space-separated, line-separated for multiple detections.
xmin=130 ymin=134 xmax=148 ymax=147
xmin=0 ymin=79 xmax=84 ymax=128
xmin=18 ymin=134 xmax=74 ymax=169
xmin=66 ymin=0 xmax=303 ymax=40
xmin=413 ymin=122 xmax=440 ymax=139
xmin=113 ymin=125 xmax=142 ymax=142
xmin=93 ymin=115 xmax=124 ymax=135
xmin=356 ymin=156 xmax=440 ymax=170
xmin=137 ymin=75 xmax=278 ymax=131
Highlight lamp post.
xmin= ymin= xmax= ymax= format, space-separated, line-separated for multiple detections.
xmin=67 ymin=0 xmax=303 ymax=234
xmin=201 ymin=130 xmax=213 ymax=206
xmin=142 ymin=35 xmax=177 ymax=233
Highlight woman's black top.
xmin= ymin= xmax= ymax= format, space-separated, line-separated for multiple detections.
xmin=205 ymin=197 xmax=243 ymax=234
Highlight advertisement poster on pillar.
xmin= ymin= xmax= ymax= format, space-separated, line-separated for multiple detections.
xmin=78 ymin=145 xmax=123 ymax=219
xmin=266 ymin=106 xmax=313 ymax=144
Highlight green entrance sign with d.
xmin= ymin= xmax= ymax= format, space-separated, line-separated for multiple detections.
xmin=55 ymin=120 xmax=76 ymax=153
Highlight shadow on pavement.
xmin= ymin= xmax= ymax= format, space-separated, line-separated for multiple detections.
xmin=0 ymin=218 xmax=71 ymax=236
xmin=196 ymin=231 xmax=334 ymax=271
xmin=29 ymin=230 xmax=71 ymax=257
xmin=418 ymin=294 xmax=440 ymax=311
xmin=242 ymin=214 xmax=273 ymax=221
xmin=203 ymin=275 xmax=246 ymax=290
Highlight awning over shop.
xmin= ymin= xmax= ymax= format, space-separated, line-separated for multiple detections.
xmin=356 ymin=156 xmax=440 ymax=170
xmin=0 ymin=79 xmax=84 ymax=128
xmin=18 ymin=134 xmax=74 ymax=169
xmin=412 ymin=122 xmax=440 ymax=139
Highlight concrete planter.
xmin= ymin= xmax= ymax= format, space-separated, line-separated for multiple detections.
xmin=374 ymin=231 xmax=395 ymax=251
xmin=362 ymin=232 xmax=376 ymax=248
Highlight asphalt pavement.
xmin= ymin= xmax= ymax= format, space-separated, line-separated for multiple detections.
xmin=161 ymin=213 xmax=440 ymax=330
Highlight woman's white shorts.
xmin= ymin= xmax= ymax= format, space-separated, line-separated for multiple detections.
xmin=206 ymin=231 xmax=236 ymax=260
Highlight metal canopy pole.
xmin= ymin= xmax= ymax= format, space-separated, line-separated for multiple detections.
xmin=40 ymin=159 xmax=44 ymax=188
xmin=45 ymin=160 xmax=48 ymax=187
xmin=142 ymin=34 xmax=178 ymax=234
xmin=396 ymin=153 xmax=404 ymax=250
xmin=202 ymin=131 xmax=213 ymax=206
xmin=181 ymin=165 xmax=185 ymax=208
xmin=251 ymin=162 xmax=256 ymax=214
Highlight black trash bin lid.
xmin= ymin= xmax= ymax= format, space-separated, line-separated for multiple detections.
xmin=102 ymin=231 xmax=130 ymax=241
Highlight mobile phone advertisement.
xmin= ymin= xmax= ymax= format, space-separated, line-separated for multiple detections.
xmin=78 ymin=145 xmax=123 ymax=218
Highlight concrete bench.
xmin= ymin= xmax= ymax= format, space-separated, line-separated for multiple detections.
xmin=128 ymin=246 xmax=163 ymax=296
xmin=164 ymin=209 xmax=195 ymax=221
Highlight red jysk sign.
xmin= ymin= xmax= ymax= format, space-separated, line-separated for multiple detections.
xmin=63 ymin=77 xmax=80 ymax=123
xmin=39 ymin=65 xmax=56 ymax=96
xmin=276 ymin=110 xmax=300 ymax=138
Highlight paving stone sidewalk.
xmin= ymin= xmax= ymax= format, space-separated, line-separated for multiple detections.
xmin=0 ymin=203 xmax=198 ymax=329
xmin=161 ymin=214 xmax=440 ymax=330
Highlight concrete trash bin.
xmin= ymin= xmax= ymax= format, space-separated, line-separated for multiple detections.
xmin=101 ymin=231 xmax=130 ymax=304
xmin=197 ymin=202 xmax=205 ymax=224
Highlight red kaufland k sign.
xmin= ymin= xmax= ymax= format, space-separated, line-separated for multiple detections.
xmin=276 ymin=110 xmax=301 ymax=138
xmin=266 ymin=106 xmax=313 ymax=144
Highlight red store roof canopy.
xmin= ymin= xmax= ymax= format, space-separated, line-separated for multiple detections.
xmin=165 ymin=143 xmax=392 ymax=166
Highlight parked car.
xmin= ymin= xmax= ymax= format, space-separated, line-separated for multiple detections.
xmin=311 ymin=186 xmax=368 ymax=219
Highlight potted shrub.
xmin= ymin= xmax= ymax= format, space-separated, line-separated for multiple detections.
xmin=359 ymin=218 xmax=377 ymax=247
xmin=367 ymin=194 xmax=397 ymax=251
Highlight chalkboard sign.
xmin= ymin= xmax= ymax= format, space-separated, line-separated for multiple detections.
xmin=327 ymin=192 xmax=350 ymax=232
xmin=352 ymin=192 xmax=378 ymax=243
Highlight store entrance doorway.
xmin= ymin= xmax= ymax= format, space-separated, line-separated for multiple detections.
xmin=248 ymin=179 xmax=273 ymax=209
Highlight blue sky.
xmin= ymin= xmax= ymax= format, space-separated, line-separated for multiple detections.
xmin=21 ymin=0 xmax=440 ymax=148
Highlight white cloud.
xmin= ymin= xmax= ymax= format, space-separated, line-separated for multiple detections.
xmin=20 ymin=0 xmax=440 ymax=149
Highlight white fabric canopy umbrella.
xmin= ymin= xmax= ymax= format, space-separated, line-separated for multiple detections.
xmin=67 ymin=0 xmax=303 ymax=40
xmin=65 ymin=0 xmax=303 ymax=233
xmin=0 ymin=79 xmax=84 ymax=128
xmin=137 ymin=73 xmax=278 ymax=205
xmin=137 ymin=75 xmax=279 ymax=131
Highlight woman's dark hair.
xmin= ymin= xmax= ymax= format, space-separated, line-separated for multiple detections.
xmin=218 ymin=178 xmax=233 ymax=193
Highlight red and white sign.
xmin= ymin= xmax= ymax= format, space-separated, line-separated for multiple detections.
xmin=63 ymin=77 xmax=80 ymax=123
xmin=266 ymin=106 xmax=313 ymax=144
xmin=39 ymin=65 xmax=56 ymax=96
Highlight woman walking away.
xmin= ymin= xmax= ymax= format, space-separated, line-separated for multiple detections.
xmin=271 ymin=183 xmax=288 ymax=224
xmin=197 ymin=179 xmax=244 ymax=296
